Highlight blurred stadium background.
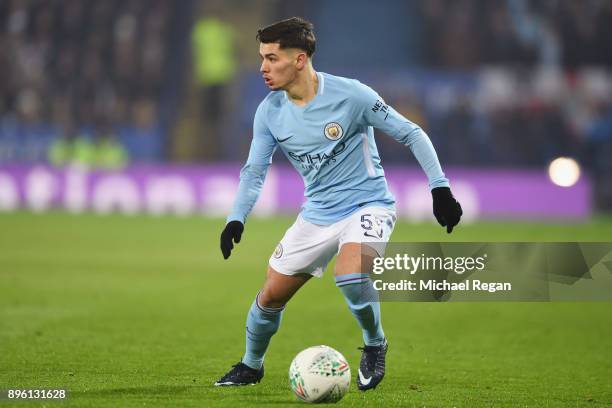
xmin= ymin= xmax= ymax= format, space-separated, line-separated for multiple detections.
xmin=0 ymin=0 xmax=611 ymax=219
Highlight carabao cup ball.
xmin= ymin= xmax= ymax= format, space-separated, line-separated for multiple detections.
xmin=289 ymin=345 xmax=351 ymax=403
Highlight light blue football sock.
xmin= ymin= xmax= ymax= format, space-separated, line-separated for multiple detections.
xmin=242 ymin=292 xmax=284 ymax=370
xmin=336 ymin=273 xmax=385 ymax=346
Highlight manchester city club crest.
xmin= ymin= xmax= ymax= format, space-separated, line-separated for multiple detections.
xmin=273 ymin=243 xmax=284 ymax=258
xmin=324 ymin=122 xmax=344 ymax=141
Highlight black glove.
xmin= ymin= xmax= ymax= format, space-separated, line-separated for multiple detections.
xmin=220 ymin=221 xmax=244 ymax=259
xmin=432 ymin=187 xmax=463 ymax=234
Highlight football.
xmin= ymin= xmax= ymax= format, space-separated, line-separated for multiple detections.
xmin=288 ymin=345 xmax=351 ymax=403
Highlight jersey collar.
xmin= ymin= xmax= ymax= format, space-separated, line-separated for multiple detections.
xmin=284 ymin=72 xmax=324 ymax=110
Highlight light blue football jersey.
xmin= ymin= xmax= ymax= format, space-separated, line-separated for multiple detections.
xmin=227 ymin=72 xmax=449 ymax=225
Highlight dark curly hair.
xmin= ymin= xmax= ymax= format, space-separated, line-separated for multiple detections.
xmin=256 ymin=17 xmax=316 ymax=57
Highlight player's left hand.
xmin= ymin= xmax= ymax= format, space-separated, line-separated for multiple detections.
xmin=431 ymin=187 xmax=462 ymax=234
xmin=220 ymin=221 xmax=244 ymax=259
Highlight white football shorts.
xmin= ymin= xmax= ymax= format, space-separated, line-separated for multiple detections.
xmin=268 ymin=206 xmax=396 ymax=277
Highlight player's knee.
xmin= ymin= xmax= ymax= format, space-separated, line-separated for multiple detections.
xmin=334 ymin=261 xmax=361 ymax=276
xmin=258 ymin=289 xmax=286 ymax=309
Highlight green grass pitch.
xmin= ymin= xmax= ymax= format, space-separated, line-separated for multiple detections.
xmin=1 ymin=212 xmax=611 ymax=407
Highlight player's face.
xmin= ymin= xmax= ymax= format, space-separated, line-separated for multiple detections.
xmin=259 ymin=42 xmax=300 ymax=91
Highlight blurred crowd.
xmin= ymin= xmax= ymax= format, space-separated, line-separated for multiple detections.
xmin=419 ymin=0 xmax=612 ymax=69
xmin=374 ymin=68 xmax=612 ymax=168
xmin=371 ymin=66 xmax=612 ymax=207
xmin=409 ymin=0 xmax=612 ymax=208
xmin=0 ymin=0 xmax=172 ymax=167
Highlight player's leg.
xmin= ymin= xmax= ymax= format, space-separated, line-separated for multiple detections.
xmin=242 ymin=267 xmax=311 ymax=369
xmin=335 ymin=243 xmax=385 ymax=346
xmin=334 ymin=207 xmax=396 ymax=391
xmin=336 ymin=244 xmax=388 ymax=392
xmin=216 ymin=215 xmax=338 ymax=386
xmin=215 ymin=266 xmax=310 ymax=386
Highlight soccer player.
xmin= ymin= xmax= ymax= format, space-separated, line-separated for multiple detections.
xmin=215 ymin=17 xmax=462 ymax=391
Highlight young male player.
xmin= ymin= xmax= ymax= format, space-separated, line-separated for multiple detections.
xmin=216 ymin=17 xmax=462 ymax=390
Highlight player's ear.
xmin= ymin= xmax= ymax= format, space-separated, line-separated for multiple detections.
xmin=295 ymin=52 xmax=308 ymax=70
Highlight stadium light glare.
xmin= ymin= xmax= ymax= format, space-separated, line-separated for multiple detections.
xmin=548 ymin=157 xmax=581 ymax=187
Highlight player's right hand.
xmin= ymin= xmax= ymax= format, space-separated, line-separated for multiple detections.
xmin=220 ymin=221 xmax=244 ymax=259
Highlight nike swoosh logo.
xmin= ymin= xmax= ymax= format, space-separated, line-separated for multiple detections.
xmin=358 ymin=369 xmax=372 ymax=386
xmin=276 ymin=135 xmax=293 ymax=143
